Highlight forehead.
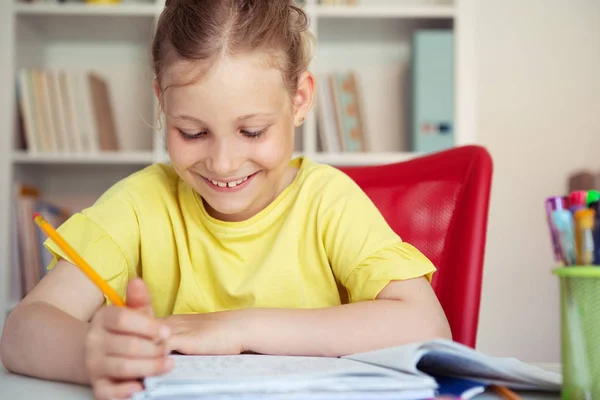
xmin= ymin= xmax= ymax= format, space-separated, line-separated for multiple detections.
xmin=161 ymin=53 xmax=289 ymax=114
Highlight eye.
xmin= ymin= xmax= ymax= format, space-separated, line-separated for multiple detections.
xmin=241 ymin=127 xmax=268 ymax=139
xmin=178 ymin=129 xmax=207 ymax=141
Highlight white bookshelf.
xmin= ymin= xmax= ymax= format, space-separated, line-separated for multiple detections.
xmin=312 ymin=4 xmax=455 ymax=18
xmin=12 ymin=150 xmax=155 ymax=165
xmin=14 ymin=2 xmax=159 ymax=16
xmin=0 ymin=0 xmax=477 ymax=325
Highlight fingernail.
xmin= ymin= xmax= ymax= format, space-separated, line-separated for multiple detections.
xmin=160 ymin=326 xmax=170 ymax=340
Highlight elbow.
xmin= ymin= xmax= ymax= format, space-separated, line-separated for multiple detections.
xmin=432 ymin=317 xmax=453 ymax=341
xmin=0 ymin=309 xmax=20 ymax=372
xmin=411 ymin=305 xmax=453 ymax=344
xmin=424 ymin=306 xmax=452 ymax=342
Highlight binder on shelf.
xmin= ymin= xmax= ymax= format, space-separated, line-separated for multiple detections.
xmin=411 ymin=30 xmax=455 ymax=153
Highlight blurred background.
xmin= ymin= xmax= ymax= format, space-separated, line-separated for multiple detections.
xmin=0 ymin=0 xmax=598 ymax=364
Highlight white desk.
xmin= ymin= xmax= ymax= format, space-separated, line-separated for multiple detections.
xmin=0 ymin=364 xmax=562 ymax=400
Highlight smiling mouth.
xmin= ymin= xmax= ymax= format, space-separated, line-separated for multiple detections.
xmin=200 ymin=171 xmax=259 ymax=191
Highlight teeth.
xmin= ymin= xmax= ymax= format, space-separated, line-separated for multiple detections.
xmin=209 ymin=175 xmax=250 ymax=188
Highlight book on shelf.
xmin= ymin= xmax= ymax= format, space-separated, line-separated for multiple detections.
xmin=316 ymin=70 xmax=368 ymax=153
xmin=10 ymin=184 xmax=70 ymax=302
xmin=319 ymin=0 xmax=359 ymax=5
xmin=15 ymin=68 xmax=119 ymax=155
xmin=131 ymin=338 xmax=561 ymax=400
xmin=316 ymin=64 xmax=409 ymax=154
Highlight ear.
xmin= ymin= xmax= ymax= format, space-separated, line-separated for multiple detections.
xmin=293 ymin=71 xmax=315 ymax=127
xmin=153 ymin=79 xmax=164 ymax=112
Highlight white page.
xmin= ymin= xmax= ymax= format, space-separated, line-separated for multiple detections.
xmin=150 ymin=354 xmax=421 ymax=382
xmin=140 ymin=354 xmax=436 ymax=396
xmin=132 ymin=388 xmax=435 ymax=400
xmin=345 ymin=339 xmax=562 ymax=390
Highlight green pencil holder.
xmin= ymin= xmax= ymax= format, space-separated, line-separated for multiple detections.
xmin=554 ymin=266 xmax=600 ymax=399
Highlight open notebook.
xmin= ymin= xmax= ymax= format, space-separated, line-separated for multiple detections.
xmin=131 ymin=339 xmax=562 ymax=400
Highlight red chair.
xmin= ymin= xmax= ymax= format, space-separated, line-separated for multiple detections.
xmin=337 ymin=145 xmax=493 ymax=348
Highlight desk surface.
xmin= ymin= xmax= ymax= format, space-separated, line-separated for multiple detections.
xmin=0 ymin=364 xmax=562 ymax=400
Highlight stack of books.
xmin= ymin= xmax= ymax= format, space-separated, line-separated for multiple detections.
xmin=316 ymin=71 xmax=367 ymax=153
xmin=15 ymin=68 xmax=119 ymax=154
xmin=11 ymin=184 xmax=70 ymax=300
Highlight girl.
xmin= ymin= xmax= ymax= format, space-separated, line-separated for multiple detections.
xmin=0 ymin=1 xmax=451 ymax=399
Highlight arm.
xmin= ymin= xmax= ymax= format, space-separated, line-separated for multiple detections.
xmin=1 ymin=259 xmax=172 ymax=400
xmin=0 ymin=260 xmax=103 ymax=384
xmin=165 ymin=277 xmax=451 ymax=357
xmin=242 ymin=277 xmax=451 ymax=357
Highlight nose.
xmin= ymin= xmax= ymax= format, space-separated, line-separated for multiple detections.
xmin=204 ymin=137 xmax=241 ymax=177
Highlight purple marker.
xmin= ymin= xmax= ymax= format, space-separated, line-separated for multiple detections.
xmin=545 ymin=196 xmax=567 ymax=265
xmin=570 ymin=204 xmax=586 ymax=214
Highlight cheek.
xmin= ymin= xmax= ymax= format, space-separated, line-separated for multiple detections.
xmin=166 ymin=130 xmax=202 ymax=167
xmin=254 ymin=128 xmax=294 ymax=167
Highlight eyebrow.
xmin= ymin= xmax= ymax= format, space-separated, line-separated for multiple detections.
xmin=171 ymin=112 xmax=277 ymax=124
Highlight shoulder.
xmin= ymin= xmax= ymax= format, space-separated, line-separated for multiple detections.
xmin=295 ymin=157 xmax=367 ymax=206
xmin=80 ymin=163 xmax=181 ymax=227
xmin=93 ymin=163 xmax=180 ymax=206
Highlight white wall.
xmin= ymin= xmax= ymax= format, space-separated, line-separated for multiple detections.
xmin=0 ymin=0 xmax=15 ymax=331
xmin=475 ymin=0 xmax=600 ymax=362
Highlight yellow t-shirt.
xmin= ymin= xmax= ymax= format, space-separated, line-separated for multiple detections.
xmin=45 ymin=157 xmax=435 ymax=317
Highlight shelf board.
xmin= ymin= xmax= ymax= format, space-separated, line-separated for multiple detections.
xmin=313 ymin=4 xmax=455 ymax=19
xmin=155 ymin=151 xmax=422 ymax=167
xmin=14 ymin=2 xmax=159 ymax=17
xmin=311 ymin=152 xmax=423 ymax=166
xmin=12 ymin=151 xmax=156 ymax=165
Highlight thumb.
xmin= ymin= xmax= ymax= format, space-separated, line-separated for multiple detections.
xmin=126 ymin=278 xmax=154 ymax=317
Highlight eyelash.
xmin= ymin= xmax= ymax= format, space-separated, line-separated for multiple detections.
xmin=178 ymin=128 xmax=268 ymax=141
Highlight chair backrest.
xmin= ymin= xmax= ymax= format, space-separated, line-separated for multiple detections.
xmin=337 ymin=145 xmax=493 ymax=348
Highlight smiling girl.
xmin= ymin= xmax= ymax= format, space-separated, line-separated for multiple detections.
xmin=0 ymin=1 xmax=451 ymax=399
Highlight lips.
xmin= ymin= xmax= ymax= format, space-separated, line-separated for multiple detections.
xmin=207 ymin=176 xmax=248 ymax=188
xmin=200 ymin=171 xmax=259 ymax=192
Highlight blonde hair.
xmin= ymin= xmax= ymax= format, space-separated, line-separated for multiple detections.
xmin=152 ymin=0 xmax=314 ymax=98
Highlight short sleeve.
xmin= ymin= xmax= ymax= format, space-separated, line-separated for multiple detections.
xmin=44 ymin=181 xmax=141 ymax=305
xmin=320 ymin=173 xmax=436 ymax=303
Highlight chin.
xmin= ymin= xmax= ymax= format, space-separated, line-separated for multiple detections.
xmin=203 ymin=198 xmax=254 ymax=221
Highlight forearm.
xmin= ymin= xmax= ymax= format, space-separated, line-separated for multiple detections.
xmin=243 ymin=300 xmax=451 ymax=357
xmin=0 ymin=301 xmax=91 ymax=385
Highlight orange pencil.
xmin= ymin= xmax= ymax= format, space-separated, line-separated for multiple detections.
xmin=489 ymin=385 xmax=522 ymax=400
xmin=33 ymin=213 xmax=126 ymax=307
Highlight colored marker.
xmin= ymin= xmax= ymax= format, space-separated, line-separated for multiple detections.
xmin=545 ymin=196 xmax=567 ymax=265
xmin=587 ymin=190 xmax=600 ymax=206
xmin=570 ymin=191 xmax=588 ymax=207
xmin=570 ymin=204 xmax=586 ymax=214
xmin=552 ymin=209 xmax=576 ymax=266
xmin=574 ymin=209 xmax=595 ymax=265
xmin=590 ymin=201 xmax=600 ymax=264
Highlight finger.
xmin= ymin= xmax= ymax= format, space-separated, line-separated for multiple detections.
xmin=104 ymin=332 xmax=169 ymax=358
xmin=93 ymin=378 xmax=144 ymax=400
xmin=126 ymin=278 xmax=154 ymax=317
xmin=99 ymin=355 xmax=174 ymax=380
xmin=102 ymin=307 xmax=170 ymax=342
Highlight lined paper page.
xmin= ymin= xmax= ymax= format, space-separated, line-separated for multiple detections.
xmin=140 ymin=354 xmax=437 ymax=397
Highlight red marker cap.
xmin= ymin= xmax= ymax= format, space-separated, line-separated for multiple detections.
xmin=569 ymin=191 xmax=588 ymax=207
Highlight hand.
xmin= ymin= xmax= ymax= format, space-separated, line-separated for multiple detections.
xmin=84 ymin=278 xmax=173 ymax=400
xmin=163 ymin=311 xmax=247 ymax=355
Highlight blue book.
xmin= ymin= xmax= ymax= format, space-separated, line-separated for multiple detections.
xmin=434 ymin=375 xmax=486 ymax=399
xmin=411 ymin=30 xmax=455 ymax=153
